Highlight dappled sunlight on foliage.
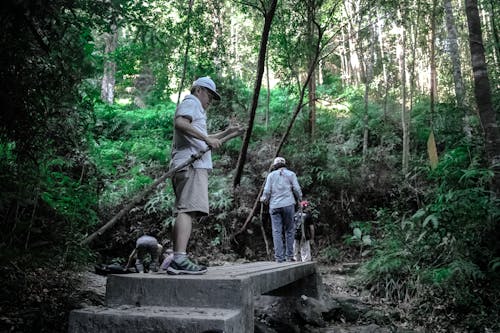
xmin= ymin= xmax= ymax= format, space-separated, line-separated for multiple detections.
xmin=355 ymin=143 xmax=500 ymax=331
xmin=1 ymin=0 xmax=499 ymax=331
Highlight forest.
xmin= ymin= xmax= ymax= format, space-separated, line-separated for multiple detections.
xmin=0 ymin=0 xmax=499 ymax=332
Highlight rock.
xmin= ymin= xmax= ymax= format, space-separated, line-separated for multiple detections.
xmin=363 ymin=309 xmax=389 ymax=325
xmin=254 ymin=321 xmax=278 ymax=333
xmin=317 ymin=324 xmax=389 ymax=333
xmin=296 ymin=295 xmax=327 ymax=327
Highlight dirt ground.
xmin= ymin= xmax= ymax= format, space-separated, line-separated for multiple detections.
xmin=73 ymin=260 xmax=423 ymax=333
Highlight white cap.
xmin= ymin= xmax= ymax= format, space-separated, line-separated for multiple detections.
xmin=273 ymin=157 xmax=286 ymax=166
xmin=192 ymin=76 xmax=221 ymax=100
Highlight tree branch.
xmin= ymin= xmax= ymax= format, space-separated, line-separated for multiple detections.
xmin=81 ymin=129 xmax=244 ymax=246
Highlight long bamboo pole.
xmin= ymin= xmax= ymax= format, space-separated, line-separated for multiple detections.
xmin=81 ymin=130 xmax=243 ymax=246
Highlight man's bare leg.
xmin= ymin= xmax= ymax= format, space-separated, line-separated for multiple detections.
xmin=173 ymin=212 xmax=193 ymax=253
xmin=168 ymin=212 xmax=207 ymax=274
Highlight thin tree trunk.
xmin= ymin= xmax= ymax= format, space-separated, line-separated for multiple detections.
xmin=233 ymin=17 xmax=324 ymax=238
xmin=266 ymin=48 xmax=270 ymax=130
xmin=377 ymin=12 xmax=389 ymax=125
xmin=211 ymin=0 xmax=224 ymax=73
xmin=488 ymin=0 xmax=500 ymax=70
xmin=177 ymin=0 xmax=194 ymax=105
xmin=100 ymin=24 xmax=118 ymax=104
xmin=430 ymin=0 xmax=437 ymax=125
xmin=362 ymin=24 xmax=375 ymax=164
xmin=308 ymin=71 xmax=316 ymax=139
xmin=344 ymin=0 xmax=361 ymax=85
xmin=398 ymin=19 xmax=409 ymax=176
xmin=408 ymin=0 xmax=421 ymax=123
xmin=318 ymin=58 xmax=323 ymax=85
xmin=344 ymin=0 xmax=368 ymax=161
xmin=82 ymin=131 xmax=243 ymax=246
xmin=307 ymin=2 xmax=317 ymax=140
xmin=341 ymin=25 xmax=351 ymax=86
xmin=233 ymin=0 xmax=279 ymax=188
xmin=428 ymin=0 xmax=439 ymax=169
xmin=465 ymin=0 xmax=500 ymax=195
xmin=444 ymin=0 xmax=466 ymax=108
xmin=230 ymin=7 xmax=241 ymax=79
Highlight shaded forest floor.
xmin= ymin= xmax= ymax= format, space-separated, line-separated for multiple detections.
xmin=2 ymin=212 xmax=497 ymax=333
xmin=2 ymin=252 xmax=494 ymax=333
xmin=68 ymin=259 xmax=427 ymax=333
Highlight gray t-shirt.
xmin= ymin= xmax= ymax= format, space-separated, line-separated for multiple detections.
xmin=170 ymin=94 xmax=212 ymax=170
xmin=261 ymin=168 xmax=302 ymax=210
xmin=136 ymin=235 xmax=158 ymax=249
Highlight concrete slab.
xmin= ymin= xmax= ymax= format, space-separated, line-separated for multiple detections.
xmin=105 ymin=261 xmax=317 ymax=307
xmin=68 ymin=305 xmax=241 ymax=333
xmin=69 ymin=261 xmax=319 ymax=333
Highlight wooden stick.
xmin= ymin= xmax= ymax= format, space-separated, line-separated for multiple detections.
xmin=259 ymin=202 xmax=270 ymax=258
xmin=81 ymin=130 xmax=243 ymax=246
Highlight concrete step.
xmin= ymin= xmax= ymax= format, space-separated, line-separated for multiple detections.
xmin=69 ymin=262 xmax=320 ymax=333
xmin=105 ymin=261 xmax=318 ymax=308
xmin=68 ymin=305 xmax=242 ymax=333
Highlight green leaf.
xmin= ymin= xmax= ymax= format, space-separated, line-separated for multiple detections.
xmin=353 ymin=227 xmax=362 ymax=239
xmin=422 ymin=214 xmax=438 ymax=229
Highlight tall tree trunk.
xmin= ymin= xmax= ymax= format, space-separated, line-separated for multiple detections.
xmin=444 ymin=0 xmax=466 ymax=108
xmin=377 ymin=11 xmax=389 ymax=125
xmin=488 ymin=0 xmax=500 ymax=70
xmin=429 ymin=0 xmax=437 ymax=125
xmin=341 ymin=25 xmax=352 ymax=86
xmin=344 ymin=0 xmax=369 ymax=160
xmin=265 ymin=48 xmax=270 ymax=130
xmin=307 ymin=2 xmax=317 ymax=140
xmin=177 ymin=0 xmax=194 ymax=105
xmin=318 ymin=58 xmax=323 ymax=85
xmin=465 ymin=0 xmax=500 ymax=195
xmin=211 ymin=0 xmax=224 ymax=73
xmin=344 ymin=0 xmax=361 ymax=85
xmin=408 ymin=0 xmax=421 ymax=123
xmin=234 ymin=23 xmax=324 ymax=237
xmin=428 ymin=0 xmax=439 ymax=169
xmin=230 ymin=7 xmax=241 ymax=79
xmin=398 ymin=19 xmax=409 ymax=176
xmin=233 ymin=0 xmax=278 ymax=188
xmin=362 ymin=24 xmax=375 ymax=164
xmin=100 ymin=24 xmax=118 ymax=104
xmin=308 ymin=71 xmax=316 ymax=139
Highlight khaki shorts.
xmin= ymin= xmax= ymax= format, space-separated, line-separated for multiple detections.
xmin=172 ymin=167 xmax=209 ymax=216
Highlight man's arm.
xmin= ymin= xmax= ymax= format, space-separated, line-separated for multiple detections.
xmin=260 ymin=174 xmax=272 ymax=203
xmin=211 ymin=124 xmax=244 ymax=139
xmin=291 ymin=174 xmax=302 ymax=202
xmin=124 ymin=248 xmax=137 ymax=270
xmin=175 ymin=116 xmax=221 ymax=148
xmin=309 ymin=224 xmax=315 ymax=242
xmin=308 ymin=215 xmax=315 ymax=243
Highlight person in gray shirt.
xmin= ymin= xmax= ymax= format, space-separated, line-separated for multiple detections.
xmin=125 ymin=235 xmax=163 ymax=273
xmin=168 ymin=76 xmax=241 ymax=275
xmin=260 ymin=157 xmax=302 ymax=262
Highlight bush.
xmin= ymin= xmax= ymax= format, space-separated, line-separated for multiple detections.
xmin=356 ymin=143 xmax=500 ymax=331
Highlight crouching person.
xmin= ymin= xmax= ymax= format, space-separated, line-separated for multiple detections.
xmin=125 ymin=235 xmax=163 ymax=273
xmin=293 ymin=200 xmax=315 ymax=262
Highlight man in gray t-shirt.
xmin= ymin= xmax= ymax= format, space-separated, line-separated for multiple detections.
xmin=260 ymin=157 xmax=302 ymax=262
xmin=168 ymin=77 xmax=241 ymax=275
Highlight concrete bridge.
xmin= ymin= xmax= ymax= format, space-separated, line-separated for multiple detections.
xmin=68 ymin=261 xmax=320 ymax=333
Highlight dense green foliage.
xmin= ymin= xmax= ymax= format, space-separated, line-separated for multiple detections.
xmin=1 ymin=0 xmax=499 ymax=332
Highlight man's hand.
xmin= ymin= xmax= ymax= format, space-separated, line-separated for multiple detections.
xmin=205 ymin=136 xmax=222 ymax=149
xmin=227 ymin=124 xmax=245 ymax=135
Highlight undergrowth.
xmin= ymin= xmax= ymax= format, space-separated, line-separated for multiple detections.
xmin=355 ymin=144 xmax=500 ymax=332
